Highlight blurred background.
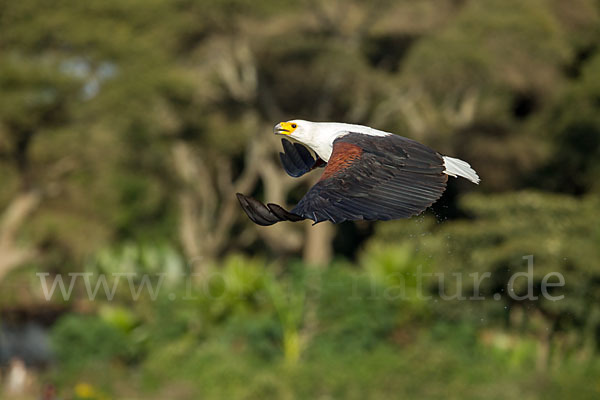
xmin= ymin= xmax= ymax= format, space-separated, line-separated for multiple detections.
xmin=1 ymin=0 xmax=600 ymax=398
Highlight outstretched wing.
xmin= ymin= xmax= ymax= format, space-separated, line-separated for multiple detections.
xmin=291 ymin=132 xmax=448 ymax=223
xmin=237 ymin=132 xmax=448 ymax=225
xmin=279 ymin=138 xmax=325 ymax=178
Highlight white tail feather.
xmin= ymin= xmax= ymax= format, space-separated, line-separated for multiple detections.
xmin=442 ymin=156 xmax=480 ymax=184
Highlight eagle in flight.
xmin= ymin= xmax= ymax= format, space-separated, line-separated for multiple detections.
xmin=237 ymin=120 xmax=479 ymax=226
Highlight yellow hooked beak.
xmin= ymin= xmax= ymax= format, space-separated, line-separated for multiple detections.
xmin=274 ymin=121 xmax=298 ymax=135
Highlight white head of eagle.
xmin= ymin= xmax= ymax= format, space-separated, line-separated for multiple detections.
xmin=237 ymin=120 xmax=480 ymax=226
xmin=274 ymin=119 xmax=389 ymax=162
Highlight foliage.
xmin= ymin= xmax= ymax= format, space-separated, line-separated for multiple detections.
xmin=371 ymin=191 xmax=600 ymax=357
xmin=47 ymin=254 xmax=600 ymax=399
xmin=51 ymin=314 xmax=133 ymax=370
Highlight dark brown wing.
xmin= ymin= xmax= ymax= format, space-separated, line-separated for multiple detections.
xmin=279 ymin=138 xmax=325 ymax=178
xmin=236 ymin=193 xmax=305 ymax=226
xmin=290 ymin=132 xmax=448 ymax=223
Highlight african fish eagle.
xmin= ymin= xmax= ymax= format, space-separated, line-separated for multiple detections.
xmin=237 ymin=120 xmax=479 ymax=226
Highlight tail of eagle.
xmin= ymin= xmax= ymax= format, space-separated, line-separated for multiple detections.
xmin=442 ymin=156 xmax=480 ymax=184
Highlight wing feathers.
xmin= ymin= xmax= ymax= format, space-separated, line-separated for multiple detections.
xmin=279 ymin=139 xmax=323 ymax=178
xmin=291 ymin=133 xmax=448 ymax=223
xmin=236 ymin=193 xmax=305 ymax=226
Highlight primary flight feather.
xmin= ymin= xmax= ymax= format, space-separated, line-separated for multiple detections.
xmin=237 ymin=120 xmax=480 ymax=226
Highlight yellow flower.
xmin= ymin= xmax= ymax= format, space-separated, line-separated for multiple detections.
xmin=74 ymin=383 xmax=96 ymax=399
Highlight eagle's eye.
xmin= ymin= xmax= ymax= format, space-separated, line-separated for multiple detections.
xmin=291 ymin=123 xmax=297 ymax=128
